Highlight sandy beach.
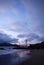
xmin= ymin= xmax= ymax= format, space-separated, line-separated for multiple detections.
xmin=20 ymin=49 xmax=44 ymax=65
xmin=0 ymin=49 xmax=44 ymax=65
xmin=0 ymin=49 xmax=31 ymax=65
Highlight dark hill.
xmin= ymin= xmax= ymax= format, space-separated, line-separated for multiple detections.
xmin=28 ymin=41 xmax=44 ymax=49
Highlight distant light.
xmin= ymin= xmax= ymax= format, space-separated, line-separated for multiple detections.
xmin=10 ymin=43 xmax=15 ymax=45
xmin=10 ymin=42 xmax=19 ymax=45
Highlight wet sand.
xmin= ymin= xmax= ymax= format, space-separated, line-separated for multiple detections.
xmin=0 ymin=49 xmax=44 ymax=65
xmin=20 ymin=49 xmax=44 ymax=65
xmin=0 ymin=49 xmax=31 ymax=65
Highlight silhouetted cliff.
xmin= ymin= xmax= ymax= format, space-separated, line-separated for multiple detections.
xmin=28 ymin=41 xmax=44 ymax=49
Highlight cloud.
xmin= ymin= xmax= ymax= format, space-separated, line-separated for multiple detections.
xmin=0 ymin=7 xmax=19 ymax=15
xmin=0 ymin=7 xmax=6 ymax=13
xmin=10 ymin=18 xmax=44 ymax=43
xmin=18 ymin=34 xmax=26 ymax=38
xmin=20 ymin=0 xmax=44 ymax=9
xmin=17 ymin=33 xmax=44 ymax=43
xmin=0 ymin=0 xmax=44 ymax=44
xmin=17 ymin=33 xmax=39 ymax=41
xmin=0 ymin=33 xmax=18 ymax=43
xmin=37 ymin=36 xmax=44 ymax=42
xmin=31 ymin=36 xmax=44 ymax=44
xmin=11 ymin=8 xmax=19 ymax=15
xmin=11 ymin=21 xmax=32 ymax=33
xmin=0 ymin=0 xmax=20 ymax=15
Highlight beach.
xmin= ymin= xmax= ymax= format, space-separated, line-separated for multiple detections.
xmin=0 ymin=49 xmax=31 ymax=65
xmin=20 ymin=49 xmax=44 ymax=65
xmin=0 ymin=49 xmax=44 ymax=65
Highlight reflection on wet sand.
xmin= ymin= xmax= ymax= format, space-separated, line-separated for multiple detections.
xmin=20 ymin=49 xmax=44 ymax=65
xmin=17 ymin=50 xmax=30 ymax=57
xmin=0 ymin=50 xmax=31 ymax=65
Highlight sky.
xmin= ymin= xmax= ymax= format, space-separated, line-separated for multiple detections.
xmin=0 ymin=0 xmax=44 ymax=44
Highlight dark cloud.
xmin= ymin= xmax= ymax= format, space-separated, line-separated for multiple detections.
xmin=18 ymin=34 xmax=27 ymax=38
xmin=0 ymin=33 xmax=18 ymax=43
xmin=27 ymin=33 xmax=39 ymax=41
xmin=37 ymin=36 xmax=44 ymax=42
xmin=11 ymin=38 xmax=18 ymax=43
xmin=17 ymin=33 xmax=39 ymax=42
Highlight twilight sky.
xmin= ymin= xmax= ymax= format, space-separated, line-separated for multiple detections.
xmin=0 ymin=0 xmax=44 ymax=44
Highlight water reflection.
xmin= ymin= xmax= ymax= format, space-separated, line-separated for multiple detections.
xmin=17 ymin=50 xmax=30 ymax=57
xmin=0 ymin=50 xmax=31 ymax=65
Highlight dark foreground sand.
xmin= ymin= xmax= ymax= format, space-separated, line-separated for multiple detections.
xmin=20 ymin=49 xmax=44 ymax=65
xmin=0 ymin=49 xmax=44 ymax=65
